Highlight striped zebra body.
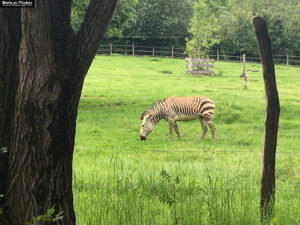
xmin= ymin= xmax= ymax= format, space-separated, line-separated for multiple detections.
xmin=140 ymin=96 xmax=215 ymax=140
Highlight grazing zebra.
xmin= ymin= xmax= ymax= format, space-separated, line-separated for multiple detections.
xmin=140 ymin=96 xmax=215 ymax=140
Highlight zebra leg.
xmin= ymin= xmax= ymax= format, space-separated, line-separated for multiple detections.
xmin=174 ymin=122 xmax=181 ymax=139
xmin=169 ymin=121 xmax=174 ymax=140
xmin=200 ymin=118 xmax=208 ymax=139
xmin=206 ymin=119 xmax=215 ymax=140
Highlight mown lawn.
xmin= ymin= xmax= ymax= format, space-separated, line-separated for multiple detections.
xmin=73 ymin=55 xmax=300 ymax=225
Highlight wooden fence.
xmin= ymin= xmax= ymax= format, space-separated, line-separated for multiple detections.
xmin=97 ymin=43 xmax=300 ymax=66
xmin=98 ymin=44 xmax=185 ymax=59
xmin=185 ymin=58 xmax=214 ymax=75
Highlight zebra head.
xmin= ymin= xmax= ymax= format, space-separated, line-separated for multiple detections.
xmin=140 ymin=114 xmax=154 ymax=140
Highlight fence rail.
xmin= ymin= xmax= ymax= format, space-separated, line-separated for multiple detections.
xmin=97 ymin=43 xmax=300 ymax=66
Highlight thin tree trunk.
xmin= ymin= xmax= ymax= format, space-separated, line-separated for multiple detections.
xmin=253 ymin=17 xmax=280 ymax=223
xmin=0 ymin=1 xmax=117 ymax=224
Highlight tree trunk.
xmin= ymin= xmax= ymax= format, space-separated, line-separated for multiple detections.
xmin=0 ymin=1 xmax=117 ymax=224
xmin=253 ymin=17 xmax=280 ymax=223
xmin=0 ymin=8 xmax=21 ymax=214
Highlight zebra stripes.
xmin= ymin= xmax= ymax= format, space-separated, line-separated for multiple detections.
xmin=140 ymin=96 xmax=215 ymax=140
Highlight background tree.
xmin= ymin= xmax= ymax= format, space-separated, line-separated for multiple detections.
xmin=71 ymin=0 xmax=299 ymax=57
xmin=106 ymin=0 xmax=137 ymax=37
xmin=186 ymin=0 xmax=221 ymax=57
xmin=217 ymin=2 xmax=257 ymax=55
xmin=104 ymin=0 xmax=195 ymax=47
xmin=71 ymin=0 xmax=137 ymax=37
xmin=0 ymin=0 xmax=116 ymax=224
xmin=71 ymin=0 xmax=90 ymax=33
xmin=186 ymin=0 xmax=300 ymax=57
xmin=284 ymin=4 xmax=300 ymax=56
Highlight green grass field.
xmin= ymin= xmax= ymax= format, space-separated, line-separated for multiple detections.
xmin=73 ymin=55 xmax=300 ymax=225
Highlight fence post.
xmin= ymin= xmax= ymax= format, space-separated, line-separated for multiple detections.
xmin=152 ymin=47 xmax=155 ymax=57
xmin=286 ymin=53 xmax=289 ymax=66
xmin=132 ymin=43 xmax=135 ymax=56
xmin=253 ymin=17 xmax=280 ymax=224
xmin=171 ymin=45 xmax=174 ymax=59
xmin=217 ymin=49 xmax=219 ymax=61
xmin=243 ymin=54 xmax=246 ymax=71
xmin=109 ymin=43 xmax=112 ymax=56
xmin=241 ymin=54 xmax=248 ymax=89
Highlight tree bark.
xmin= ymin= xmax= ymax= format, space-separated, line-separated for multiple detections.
xmin=253 ymin=17 xmax=280 ymax=223
xmin=0 ymin=8 xmax=21 ymax=216
xmin=0 ymin=1 xmax=117 ymax=224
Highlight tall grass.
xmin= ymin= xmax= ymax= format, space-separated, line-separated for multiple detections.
xmin=74 ymin=55 xmax=300 ymax=224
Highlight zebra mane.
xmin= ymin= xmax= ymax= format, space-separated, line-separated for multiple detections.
xmin=141 ymin=99 xmax=166 ymax=120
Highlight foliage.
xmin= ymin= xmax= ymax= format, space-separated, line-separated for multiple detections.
xmin=159 ymin=169 xmax=181 ymax=225
xmin=186 ymin=0 xmax=221 ymax=57
xmin=217 ymin=3 xmax=257 ymax=54
xmin=189 ymin=0 xmax=300 ymax=55
xmin=125 ymin=0 xmax=194 ymax=37
xmin=0 ymin=147 xmax=8 ymax=153
xmin=71 ymin=0 xmax=90 ymax=33
xmin=71 ymin=0 xmax=137 ymax=37
xmin=105 ymin=0 xmax=137 ymax=37
xmin=102 ymin=0 xmax=195 ymax=47
xmin=71 ymin=0 xmax=300 ymax=55
xmin=25 ymin=207 xmax=63 ymax=225
xmin=284 ymin=4 xmax=300 ymax=55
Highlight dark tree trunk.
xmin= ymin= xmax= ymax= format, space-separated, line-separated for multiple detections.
xmin=253 ymin=17 xmax=280 ymax=223
xmin=0 ymin=1 xmax=117 ymax=224
xmin=0 ymin=8 xmax=21 ymax=213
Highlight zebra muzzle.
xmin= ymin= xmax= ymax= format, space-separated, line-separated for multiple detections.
xmin=140 ymin=135 xmax=146 ymax=141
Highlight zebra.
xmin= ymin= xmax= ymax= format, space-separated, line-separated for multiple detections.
xmin=140 ymin=96 xmax=215 ymax=141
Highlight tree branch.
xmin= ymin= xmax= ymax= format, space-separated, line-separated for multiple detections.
xmin=75 ymin=0 xmax=117 ymax=75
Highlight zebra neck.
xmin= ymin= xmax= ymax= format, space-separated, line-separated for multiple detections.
xmin=150 ymin=109 xmax=166 ymax=124
xmin=147 ymin=100 xmax=167 ymax=123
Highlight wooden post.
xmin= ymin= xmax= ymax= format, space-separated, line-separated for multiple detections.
xmin=109 ymin=43 xmax=112 ymax=56
xmin=132 ymin=43 xmax=135 ymax=56
xmin=253 ymin=17 xmax=280 ymax=224
xmin=242 ymin=54 xmax=248 ymax=89
xmin=242 ymin=54 xmax=246 ymax=72
xmin=286 ymin=53 xmax=289 ymax=66
xmin=152 ymin=47 xmax=155 ymax=57
xmin=171 ymin=45 xmax=174 ymax=59
xmin=217 ymin=49 xmax=219 ymax=61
